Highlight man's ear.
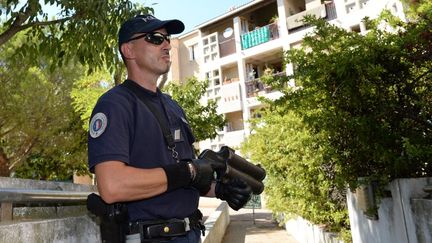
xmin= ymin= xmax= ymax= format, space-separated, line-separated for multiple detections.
xmin=120 ymin=43 xmax=134 ymax=59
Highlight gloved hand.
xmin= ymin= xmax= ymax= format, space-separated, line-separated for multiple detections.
xmin=189 ymin=159 xmax=224 ymax=195
xmin=162 ymin=159 xmax=224 ymax=195
xmin=215 ymin=178 xmax=252 ymax=211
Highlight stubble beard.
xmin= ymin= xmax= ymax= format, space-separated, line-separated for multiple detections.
xmin=159 ymin=61 xmax=171 ymax=75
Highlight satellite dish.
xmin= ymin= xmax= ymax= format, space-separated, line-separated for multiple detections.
xmin=223 ymin=27 xmax=234 ymax=38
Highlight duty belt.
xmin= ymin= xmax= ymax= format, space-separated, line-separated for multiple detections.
xmin=127 ymin=210 xmax=205 ymax=241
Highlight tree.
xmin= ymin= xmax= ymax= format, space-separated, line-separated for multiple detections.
xmin=0 ymin=0 xmax=150 ymax=83
xmin=13 ymin=112 xmax=88 ymax=181
xmin=241 ymin=109 xmax=349 ymax=233
xmin=400 ymin=0 xmax=432 ymax=18
xmin=164 ymin=78 xmax=226 ymax=143
xmin=268 ymin=12 xmax=432 ymax=188
xmin=0 ymin=0 xmax=154 ymax=178
xmin=71 ymin=69 xmax=114 ymax=131
xmin=241 ymin=9 xmax=431 ymax=240
xmin=0 ymin=34 xmax=88 ymax=176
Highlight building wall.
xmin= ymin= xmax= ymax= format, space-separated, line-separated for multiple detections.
xmin=171 ymin=31 xmax=201 ymax=84
xmin=167 ymin=38 xmax=180 ymax=83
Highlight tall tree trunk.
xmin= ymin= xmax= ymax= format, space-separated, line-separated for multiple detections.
xmin=0 ymin=147 xmax=10 ymax=177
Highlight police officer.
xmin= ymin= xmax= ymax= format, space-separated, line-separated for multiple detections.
xmin=88 ymin=14 xmax=252 ymax=243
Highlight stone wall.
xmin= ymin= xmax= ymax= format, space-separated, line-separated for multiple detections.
xmin=0 ymin=177 xmax=100 ymax=242
xmin=0 ymin=216 xmax=100 ymax=243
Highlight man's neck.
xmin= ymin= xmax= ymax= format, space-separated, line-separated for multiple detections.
xmin=127 ymin=71 xmax=160 ymax=93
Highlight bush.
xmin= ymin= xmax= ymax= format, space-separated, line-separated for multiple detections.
xmin=271 ymin=13 xmax=432 ymax=190
xmin=242 ymin=10 xmax=431 ymax=240
xmin=242 ymin=110 xmax=349 ymax=232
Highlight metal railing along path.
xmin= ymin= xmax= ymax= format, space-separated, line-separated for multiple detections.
xmin=0 ymin=188 xmax=95 ymax=221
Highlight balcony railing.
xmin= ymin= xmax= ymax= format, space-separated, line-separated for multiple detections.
xmin=287 ymin=3 xmax=337 ymax=33
xmin=325 ymin=2 xmax=337 ymax=21
xmin=241 ymin=23 xmax=279 ymax=50
xmin=245 ymin=72 xmax=285 ymax=98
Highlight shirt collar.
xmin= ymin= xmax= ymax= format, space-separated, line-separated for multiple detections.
xmin=124 ymin=79 xmax=161 ymax=98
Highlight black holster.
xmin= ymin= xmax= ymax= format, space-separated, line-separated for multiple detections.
xmin=87 ymin=193 xmax=128 ymax=243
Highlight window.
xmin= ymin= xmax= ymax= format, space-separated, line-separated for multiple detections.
xmin=351 ymin=24 xmax=361 ymax=33
xmin=188 ymin=43 xmax=198 ymax=61
xmin=345 ymin=3 xmax=356 ymax=13
xmin=360 ymin=0 xmax=370 ymax=8
xmin=202 ymin=33 xmax=219 ymax=63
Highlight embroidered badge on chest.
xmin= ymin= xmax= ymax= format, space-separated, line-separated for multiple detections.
xmin=89 ymin=112 xmax=108 ymax=138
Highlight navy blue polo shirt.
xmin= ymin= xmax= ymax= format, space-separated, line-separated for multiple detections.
xmin=88 ymin=79 xmax=199 ymax=221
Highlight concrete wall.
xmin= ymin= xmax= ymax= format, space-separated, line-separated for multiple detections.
xmin=285 ymin=216 xmax=342 ymax=243
xmin=0 ymin=215 xmax=100 ymax=243
xmin=0 ymin=177 xmax=100 ymax=243
xmin=347 ymin=178 xmax=432 ymax=243
xmin=202 ymin=202 xmax=230 ymax=243
xmin=411 ymin=199 xmax=432 ymax=243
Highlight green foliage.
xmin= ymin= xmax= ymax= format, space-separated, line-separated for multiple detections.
xmin=1 ymin=0 xmax=151 ymax=74
xmin=164 ymin=78 xmax=226 ymax=142
xmin=14 ymin=113 xmax=88 ymax=181
xmin=400 ymin=0 xmax=432 ymax=19
xmin=276 ymin=14 xmax=432 ymax=189
xmin=71 ymin=69 xmax=114 ymax=131
xmin=241 ymin=110 xmax=349 ymax=232
xmin=0 ymin=33 xmax=88 ymax=177
xmin=14 ymin=154 xmax=75 ymax=181
xmin=0 ymin=0 xmax=156 ymax=178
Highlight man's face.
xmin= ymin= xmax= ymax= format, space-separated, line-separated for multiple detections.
xmin=128 ymin=28 xmax=172 ymax=75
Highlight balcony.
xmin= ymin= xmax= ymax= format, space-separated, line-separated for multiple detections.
xmin=219 ymin=81 xmax=242 ymax=114
xmin=286 ymin=2 xmax=337 ymax=32
xmin=223 ymin=129 xmax=245 ymax=148
xmin=219 ymin=37 xmax=236 ymax=58
xmin=245 ymin=79 xmax=271 ymax=98
xmin=241 ymin=23 xmax=279 ymax=50
xmin=245 ymin=71 xmax=285 ymax=98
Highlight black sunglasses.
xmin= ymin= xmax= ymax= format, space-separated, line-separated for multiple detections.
xmin=128 ymin=32 xmax=171 ymax=45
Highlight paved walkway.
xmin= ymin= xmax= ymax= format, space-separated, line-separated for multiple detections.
xmin=199 ymin=198 xmax=298 ymax=243
xmin=223 ymin=207 xmax=298 ymax=243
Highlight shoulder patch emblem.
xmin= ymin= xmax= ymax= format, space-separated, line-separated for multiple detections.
xmin=89 ymin=113 xmax=108 ymax=138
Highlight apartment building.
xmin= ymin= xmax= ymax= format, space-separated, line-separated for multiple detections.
xmin=167 ymin=0 xmax=406 ymax=152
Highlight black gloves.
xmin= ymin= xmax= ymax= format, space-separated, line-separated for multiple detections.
xmin=189 ymin=159 xmax=221 ymax=195
xmin=162 ymin=159 xmax=223 ymax=195
xmin=215 ymin=178 xmax=252 ymax=211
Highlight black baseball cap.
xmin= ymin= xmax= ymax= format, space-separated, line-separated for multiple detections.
xmin=118 ymin=14 xmax=185 ymax=47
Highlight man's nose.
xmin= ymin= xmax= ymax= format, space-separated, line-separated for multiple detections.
xmin=162 ymin=40 xmax=171 ymax=50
